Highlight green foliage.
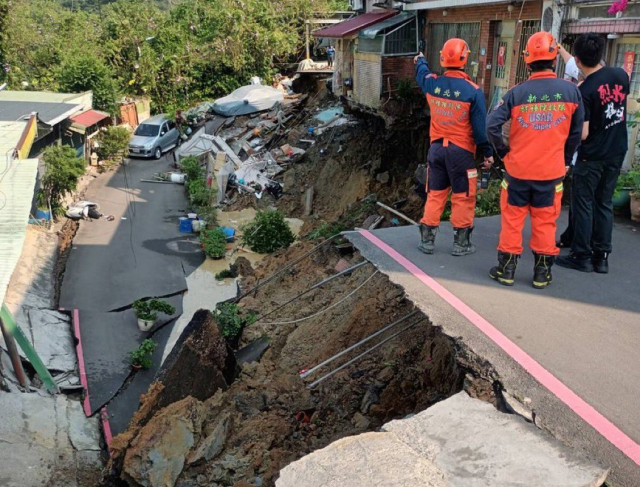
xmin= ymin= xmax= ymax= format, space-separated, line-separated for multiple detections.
xmin=97 ymin=126 xmax=130 ymax=160
xmin=40 ymin=145 xmax=86 ymax=215
xmin=475 ymin=179 xmax=502 ymax=217
xmin=132 ymin=299 xmax=175 ymax=321
xmin=187 ymin=178 xmax=214 ymax=207
xmin=5 ymin=0 xmax=345 ymax=112
xmin=214 ymin=302 xmax=256 ymax=340
xmin=179 ymin=156 xmax=204 ymax=182
xmin=396 ymin=79 xmax=417 ymax=101
xmin=200 ymin=228 xmax=228 ymax=259
xmin=58 ymin=55 xmax=118 ymax=113
xmin=196 ymin=205 xmax=218 ymax=229
xmin=242 ymin=210 xmax=295 ymax=253
xmin=215 ymin=264 xmax=238 ymax=281
xmin=130 ymin=339 xmax=157 ymax=369
xmin=306 ymin=221 xmax=346 ymax=240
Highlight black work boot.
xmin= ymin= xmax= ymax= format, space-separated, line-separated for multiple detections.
xmin=489 ymin=252 xmax=519 ymax=286
xmin=418 ymin=224 xmax=438 ymax=254
xmin=556 ymin=253 xmax=593 ymax=272
xmin=592 ymin=251 xmax=609 ymax=274
xmin=532 ymin=252 xmax=555 ymax=289
xmin=452 ymin=227 xmax=476 ymax=256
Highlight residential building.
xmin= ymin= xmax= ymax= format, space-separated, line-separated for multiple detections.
xmin=315 ymin=9 xmax=420 ymax=109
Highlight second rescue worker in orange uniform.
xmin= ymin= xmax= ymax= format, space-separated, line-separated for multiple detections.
xmin=414 ymin=39 xmax=494 ymax=256
xmin=487 ymin=32 xmax=584 ymax=289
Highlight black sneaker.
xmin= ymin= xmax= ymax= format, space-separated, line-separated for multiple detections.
xmin=556 ymin=253 xmax=593 ymax=273
xmin=592 ymin=252 xmax=609 ymax=274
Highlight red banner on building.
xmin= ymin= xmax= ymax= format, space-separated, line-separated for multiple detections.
xmin=623 ymin=51 xmax=635 ymax=79
xmin=497 ymin=46 xmax=506 ymax=67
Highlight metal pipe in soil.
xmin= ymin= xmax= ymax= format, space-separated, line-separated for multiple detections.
xmin=300 ymin=309 xmax=420 ymax=379
xmin=307 ymin=318 xmax=425 ymax=389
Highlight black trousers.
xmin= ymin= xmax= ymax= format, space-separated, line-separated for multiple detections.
xmin=570 ymin=157 xmax=624 ymax=257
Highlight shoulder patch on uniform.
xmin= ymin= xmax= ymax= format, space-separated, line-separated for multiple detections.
xmin=465 ymin=79 xmax=480 ymax=90
xmin=494 ymin=99 xmax=505 ymax=110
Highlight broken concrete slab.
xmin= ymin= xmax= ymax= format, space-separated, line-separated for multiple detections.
xmin=276 ymin=432 xmax=448 ymax=487
xmin=382 ymin=392 xmax=609 ymax=487
xmin=277 ymin=393 xmax=608 ymax=487
xmin=68 ymin=398 xmax=101 ymax=451
xmin=28 ymin=308 xmax=77 ymax=373
xmin=0 ymin=391 xmax=103 ymax=487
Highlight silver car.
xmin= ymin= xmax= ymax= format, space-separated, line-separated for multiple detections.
xmin=128 ymin=114 xmax=180 ymax=159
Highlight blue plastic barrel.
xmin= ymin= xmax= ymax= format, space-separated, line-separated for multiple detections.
xmin=220 ymin=226 xmax=236 ymax=242
xmin=179 ymin=217 xmax=193 ymax=233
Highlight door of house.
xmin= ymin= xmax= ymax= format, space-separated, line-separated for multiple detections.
xmin=489 ymin=21 xmax=515 ymax=111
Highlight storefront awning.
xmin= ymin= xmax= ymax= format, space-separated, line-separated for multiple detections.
xmin=313 ymin=11 xmax=398 ymax=39
xmin=360 ymin=12 xmax=415 ymax=39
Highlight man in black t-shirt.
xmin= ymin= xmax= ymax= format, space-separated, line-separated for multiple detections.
xmin=557 ymin=33 xmax=629 ymax=274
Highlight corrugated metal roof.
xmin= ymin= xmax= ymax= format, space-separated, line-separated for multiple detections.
xmin=0 ymin=121 xmax=26 ymax=161
xmin=70 ymin=109 xmax=110 ymax=128
xmin=360 ymin=12 xmax=415 ymax=39
xmin=0 ymin=159 xmax=39 ymax=306
xmin=314 ymin=11 xmax=398 ymax=38
xmin=0 ymin=90 xmax=90 ymax=104
xmin=0 ymin=101 xmax=83 ymax=125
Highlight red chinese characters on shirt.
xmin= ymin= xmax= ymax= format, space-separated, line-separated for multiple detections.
xmin=598 ymin=84 xmax=626 ymax=105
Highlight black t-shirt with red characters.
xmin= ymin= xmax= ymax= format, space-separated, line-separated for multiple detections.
xmin=578 ymin=67 xmax=630 ymax=161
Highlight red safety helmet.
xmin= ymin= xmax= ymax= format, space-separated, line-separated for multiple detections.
xmin=440 ymin=38 xmax=470 ymax=68
xmin=523 ymin=32 xmax=558 ymax=64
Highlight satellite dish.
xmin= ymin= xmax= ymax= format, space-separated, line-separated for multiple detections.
xmin=543 ymin=7 xmax=554 ymax=32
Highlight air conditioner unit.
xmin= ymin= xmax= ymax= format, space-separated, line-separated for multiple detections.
xmin=349 ymin=0 xmax=364 ymax=11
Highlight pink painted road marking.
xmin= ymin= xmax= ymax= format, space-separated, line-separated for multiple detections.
xmin=72 ymin=309 xmax=92 ymax=416
xmin=359 ymin=230 xmax=640 ymax=466
xmin=101 ymin=408 xmax=113 ymax=449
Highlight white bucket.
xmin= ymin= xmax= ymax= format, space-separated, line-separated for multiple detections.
xmin=170 ymin=173 xmax=186 ymax=184
xmin=187 ymin=212 xmax=197 ymax=219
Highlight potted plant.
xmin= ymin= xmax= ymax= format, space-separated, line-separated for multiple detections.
xmin=629 ymin=171 xmax=640 ymax=222
xmin=130 ymin=339 xmax=157 ymax=370
xmin=613 ymin=171 xmax=636 ymax=214
xmin=200 ymin=228 xmax=228 ymax=259
xmin=132 ymin=299 xmax=176 ymax=332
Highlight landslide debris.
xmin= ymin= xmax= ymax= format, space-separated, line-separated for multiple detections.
xmin=106 ymin=242 xmax=496 ymax=487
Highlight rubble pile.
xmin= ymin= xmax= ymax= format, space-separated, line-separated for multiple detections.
xmin=106 ymin=243 xmax=494 ymax=487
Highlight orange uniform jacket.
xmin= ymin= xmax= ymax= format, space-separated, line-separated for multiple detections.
xmin=415 ymin=57 xmax=492 ymax=157
xmin=487 ymin=72 xmax=584 ymax=180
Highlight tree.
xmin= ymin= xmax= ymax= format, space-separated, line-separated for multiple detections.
xmin=58 ymin=55 xmax=118 ymax=113
xmin=40 ymin=145 xmax=86 ymax=215
xmin=0 ymin=0 xmax=8 ymax=83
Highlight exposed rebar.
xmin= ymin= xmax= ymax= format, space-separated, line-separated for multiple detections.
xmin=256 ymin=260 xmax=369 ymax=323
xmin=300 ymin=309 xmax=419 ymax=379
xmin=307 ymin=318 xmax=426 ymax=389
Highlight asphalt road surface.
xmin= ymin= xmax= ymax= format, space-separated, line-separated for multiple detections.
xmin=347 ymin=214 xmax=640 ymax=486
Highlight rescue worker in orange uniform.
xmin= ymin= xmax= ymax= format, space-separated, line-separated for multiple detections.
xmin=414 ymin=39 xmax=494 ymax=256
xmin=487 ymin=32 xmax=584 ymax=288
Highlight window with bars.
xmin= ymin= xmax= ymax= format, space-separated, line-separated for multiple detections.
xmin=514 ymin=19 xmax=542 ymax=85
xmin=384 ymin=19 xmax=418 ymax=55
xmin=579 ymin=3 xmax=640 ymax=19
xmin=426 ymin=22 xmax=481 ymax=79
xmin=615 ymin=43 xmax=640 ymax=97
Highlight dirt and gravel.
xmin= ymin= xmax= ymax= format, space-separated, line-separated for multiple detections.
xmin=106 ymin=240 xmax=499 ymax=487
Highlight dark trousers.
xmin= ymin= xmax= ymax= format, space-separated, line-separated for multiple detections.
xmin=570 ymin=157 xmax=624 ymax=257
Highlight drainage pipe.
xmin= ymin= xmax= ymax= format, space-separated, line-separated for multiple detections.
xmin=307 ymin=318 xmax=425 ymax=389
xmin=0 ymin=315 xmax=28 ymax=388
xmin=300 ymin=309 xmax=420 ymax=379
